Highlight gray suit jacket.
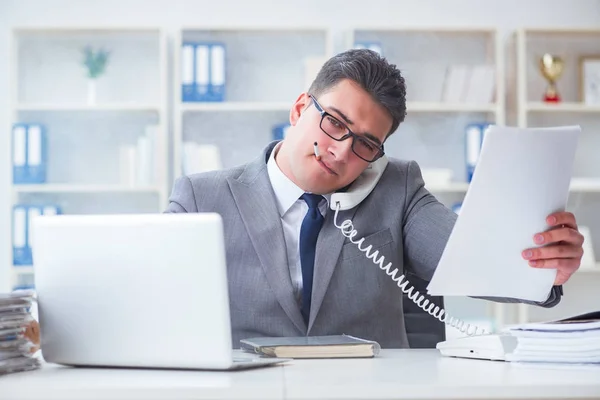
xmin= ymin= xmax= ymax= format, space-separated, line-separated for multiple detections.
xmin=165 ymin=141 xmax=562 ymax=348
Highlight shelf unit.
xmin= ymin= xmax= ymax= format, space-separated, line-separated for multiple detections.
xmin=405 ymin=102 xmax=497 ymax=113
xmin=4 ymin=27 xmax=169 ymax=293
xmin=348 ymin=27 xmax=505 ymax=121
xmin=514 ymin=28 xmax=600 ymax=325
xmin=13 ymin=184 xmax=164 ymax=193
xmin=173 ymin=27 xmax=334 ymax=181
xmin=349 ymin=27 xmax=505 ymax=193
xmin=425 ymin=177 xmax=600 ymax=194
xmin=180 ymin=102 xmax=292 ymax=112
xmin=348 ymin=27 xmax=507 ymax=332
xmin=15 ymin=104 xmax=162 ymax=112
xmin=525 ymin=102 xmax=600 ymax=113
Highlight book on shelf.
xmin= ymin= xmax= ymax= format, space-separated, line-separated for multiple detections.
xmin=13 ymin=204 xmax=61 ymax=267
xmin=12 ymin=123 xmax=47 ymax=185
xmin=181 ymin=41 xmax=226 ymax=102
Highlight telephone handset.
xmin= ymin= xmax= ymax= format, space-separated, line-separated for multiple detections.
xmin=321 ymin=148 xmax=486 ymax=337
xmin=330 ymin=156 xmax=388 ymax=211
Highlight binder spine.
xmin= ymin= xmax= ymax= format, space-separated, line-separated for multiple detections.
xmin=12 ymin=203 xmax=61 ymax=267
xmin=181 ymin=43 xmax=196 ymax=102
xmin=25 ymin=124 xmax=47 ymax=184
xmin=12 ymin=206 xmax=29 ymax=266
xmin=272 ymin=123 xmax=291 ymax=141
xmin=12 ymin=124 xmax=27 ymax=184
xmin=465 ymin=123 xmax=489 ymax=182
xmin=26 ymin=206 xmax=42 ymax=265
xmin=194 ymin=43 xmax=210 ymax=101
xmin=209 ymin=43 xmax=226 ymax=102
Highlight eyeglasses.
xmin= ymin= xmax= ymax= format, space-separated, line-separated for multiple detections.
xmin=309 ymin=94 xmax=385 ymax=163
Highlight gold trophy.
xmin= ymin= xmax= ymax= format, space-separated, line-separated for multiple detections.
xmin=539 ymin=54 xmax=564 ymax=102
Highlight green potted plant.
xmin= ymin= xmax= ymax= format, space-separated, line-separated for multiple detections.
xmin=82 ymin=46 xmax=110 ymax=105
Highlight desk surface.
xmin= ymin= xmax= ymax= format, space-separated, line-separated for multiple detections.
xmin=1 ymin=350 xmax=599 ymax=400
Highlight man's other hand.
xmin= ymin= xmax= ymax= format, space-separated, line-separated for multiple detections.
xmin=522 ymin=211 xmax=584 ymax=285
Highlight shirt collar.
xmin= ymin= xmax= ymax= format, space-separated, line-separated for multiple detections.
xmin=267 ymin=142 xmax=331 ymax=217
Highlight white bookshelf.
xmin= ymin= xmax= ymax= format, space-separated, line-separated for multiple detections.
xmin=514 ymin=28 xmax=600 ymax=325
xmin=4 ymin=27 xmax=169 ymax=293
xmin=406 ymin=102 xmax=497 ymax=113
xmin=13 ymin=184 xmax=163 ymax=194
xmin=349 ymin=27 xmax=505 ymax=119
xmin=173 ymin=27 xmax=333 ymax=180
xmin=348 ymin=27 xmax=505 ymax=188
xmin=15 ymin=104 xmax=162 ymax=112
xmin=347 ymin=27 xmax=507 ymax=331
xmin=525 ymin=102 xmax=600 ymax=113
xmin=425 ymin=178 xmax=600 ymax=194
xmin=181 ymin=102 xmax=292 ymax=112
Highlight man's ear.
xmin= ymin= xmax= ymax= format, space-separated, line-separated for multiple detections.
xmin=289 ymin=92 xmax=310 ymax=126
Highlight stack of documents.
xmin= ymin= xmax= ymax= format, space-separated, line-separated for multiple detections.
xmin=505 ymin=311 xmax=600 ymax=364
xmin=0 ymin=291 xmax=41 ymax=375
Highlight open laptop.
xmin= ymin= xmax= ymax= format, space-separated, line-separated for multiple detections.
xmin=31 ymin=212 xmax=288 ymax=370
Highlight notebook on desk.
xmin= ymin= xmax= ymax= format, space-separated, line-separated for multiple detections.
xmin=240 ymin=334 xmax=381 ymax=359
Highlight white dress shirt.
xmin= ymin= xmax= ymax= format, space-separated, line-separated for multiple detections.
xmin=267 ymin=143 xmax=331 ymax=305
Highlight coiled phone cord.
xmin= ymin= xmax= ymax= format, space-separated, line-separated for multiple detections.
xmin=332 ymin=202 xmax=487 ymax=337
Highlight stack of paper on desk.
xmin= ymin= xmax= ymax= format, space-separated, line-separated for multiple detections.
xmin=0 ymin=291 xmax=41 ymax=375
xmin=240 ymin=334 xmax=381 ymax=359
xmin=505 ymin=310 xmax=600 ymax=364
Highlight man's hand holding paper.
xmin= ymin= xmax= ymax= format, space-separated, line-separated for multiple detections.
xmin=427 ymin=125 xmax=582 ymax=302
xmin=523 ymin=211 xmax=584 ymax=286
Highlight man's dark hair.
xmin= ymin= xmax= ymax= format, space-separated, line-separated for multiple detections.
xmin=308 ymin=48 xmax=407 ymax=138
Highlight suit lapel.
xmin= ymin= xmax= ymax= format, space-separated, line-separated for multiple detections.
xmin=227 ymin=145 xmax=306 ymax=334
xmin=308 ymin=205 xmax=359 ymax=331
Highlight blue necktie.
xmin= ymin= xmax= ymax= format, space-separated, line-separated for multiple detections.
xmin=299 ymin=193 xmax=325 ymax=326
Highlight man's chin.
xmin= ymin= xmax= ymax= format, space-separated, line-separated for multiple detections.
xmin=299 ymin=170 xmax=352 ymax=194
xmin=304 ymin=181 xmax=349 ymax=195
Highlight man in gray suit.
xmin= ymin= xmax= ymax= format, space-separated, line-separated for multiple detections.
xmin=166 ymin=49 xmax=584 ymax=348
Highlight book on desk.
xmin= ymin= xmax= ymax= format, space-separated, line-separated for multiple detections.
xmin=240 ymin=334 xmax=381 ymax=359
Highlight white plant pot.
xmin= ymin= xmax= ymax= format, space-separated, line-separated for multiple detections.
xmin=87 ymin=79 xmax=97 ymax=106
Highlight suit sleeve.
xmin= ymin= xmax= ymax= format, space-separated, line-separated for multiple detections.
xmin=402 ymin=160 xmax=457 ymax=283
xmin=164 ymin=175 xmax=199 ymax=213
xmin=401 ymin=160 xmax=561 ymax=308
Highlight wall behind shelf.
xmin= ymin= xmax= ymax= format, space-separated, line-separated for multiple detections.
xmin=1 ymin=0 xmax=600 ymax=308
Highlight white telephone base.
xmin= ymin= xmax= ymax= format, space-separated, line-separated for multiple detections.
xmin=436 ymin=334 xmax=517 ymax=361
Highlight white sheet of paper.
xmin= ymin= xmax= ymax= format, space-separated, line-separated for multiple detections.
xmin=427 ymin=125 xmax=581 ymax=302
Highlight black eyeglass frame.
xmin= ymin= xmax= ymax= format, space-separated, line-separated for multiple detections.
xmin=309 ymin=94 xmax=385 ymax=163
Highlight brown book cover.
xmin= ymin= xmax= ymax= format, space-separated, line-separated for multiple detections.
xmin=240 ymin=334 xmax=381 ymax=359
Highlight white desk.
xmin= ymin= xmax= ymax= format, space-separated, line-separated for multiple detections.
xmin=1 ymin=350 xmax=599 ymax=400
xmin=0 ymin=357 xmax=285 ymax=400
xmin=283 ymin=350 xmax=600 ymax=400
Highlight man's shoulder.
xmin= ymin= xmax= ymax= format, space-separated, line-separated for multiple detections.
xmin=368 ymin=157 xmax=427 ymax=198
xmin=385 ymin=157 xmax=415 ymax=172
xmin=381 ymin=157 xmax=424 ymax=182
xmin=184 ymin=160 xmax=257 ymax=187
